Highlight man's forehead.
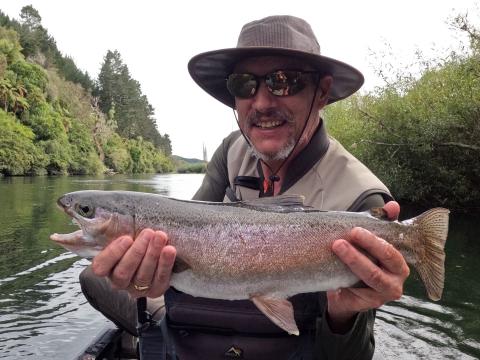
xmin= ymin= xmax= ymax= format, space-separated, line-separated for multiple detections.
xmin=233 ymin=56 xmax=315 ymax=73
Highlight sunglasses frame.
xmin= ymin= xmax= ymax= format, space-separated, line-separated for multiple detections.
xmin=226 ymin=70 xmax=320 ymax=99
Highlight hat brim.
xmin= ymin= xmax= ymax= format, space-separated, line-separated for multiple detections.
xmin=188 ymin=47 xmax=364 ymax=108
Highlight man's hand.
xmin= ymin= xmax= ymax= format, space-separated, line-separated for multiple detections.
xmin=327 ymin=201 xmax=409 ymax=333
xmin=91 ymin=229 xmax=176 ymax=298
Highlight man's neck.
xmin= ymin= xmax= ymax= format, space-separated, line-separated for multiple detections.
xmin=257 ymin=120 xmax=325 ymax=196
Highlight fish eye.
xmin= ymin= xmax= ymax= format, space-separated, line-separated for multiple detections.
xmin=75 ymin=203 xmax=95 ymax=218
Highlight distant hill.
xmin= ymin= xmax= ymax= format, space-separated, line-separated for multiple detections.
xmin=172 ymin=155 xmax=207 ymax=173
xmin=172 ymin=155 xmax=205 ymax=164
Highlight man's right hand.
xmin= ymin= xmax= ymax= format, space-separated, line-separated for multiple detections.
xmin=91 ymin=229 xmax=176 ymax=298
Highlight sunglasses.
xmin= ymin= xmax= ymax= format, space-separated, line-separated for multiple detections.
xmin=226 ymin=70 xmax=319 ymax=99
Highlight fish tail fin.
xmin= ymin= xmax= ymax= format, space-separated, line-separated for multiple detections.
xmin=408 ymin=208 xmax=449 ymax=301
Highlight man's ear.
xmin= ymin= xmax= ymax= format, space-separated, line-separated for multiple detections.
xmin=316 ymin=75 xmax=333 ymax=107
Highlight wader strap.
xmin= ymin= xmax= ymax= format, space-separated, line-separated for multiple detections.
xmin=137 ymin=297 xmax=154 ymax=334
xmin=138 ymin=299 xmax=178 ymax=360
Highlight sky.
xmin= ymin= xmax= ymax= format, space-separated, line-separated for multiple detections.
xmin=1 ymin=0 xmax=479 ymax=159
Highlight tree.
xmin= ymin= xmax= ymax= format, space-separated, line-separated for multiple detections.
xmin=19 ymin=5 xmax=41 ymax=30
xmin=97 ymin=50 xmax=171 ymax=152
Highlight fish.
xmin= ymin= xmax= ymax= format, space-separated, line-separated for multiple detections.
xmin=50 ymin=190 xmax=449 ymax=335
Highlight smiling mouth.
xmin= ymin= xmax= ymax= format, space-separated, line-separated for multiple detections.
xmin=254 ymin=120 xmax=285 ymax=129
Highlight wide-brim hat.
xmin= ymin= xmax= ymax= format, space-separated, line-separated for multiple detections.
xmin=188 ymin=15 xmax=364 ymax=108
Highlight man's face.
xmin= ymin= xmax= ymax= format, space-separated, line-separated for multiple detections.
xmin=233 ymin=56 xmax=330 ymax=162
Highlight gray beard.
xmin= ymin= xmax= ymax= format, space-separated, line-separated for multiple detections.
xmin=244 ymin=108 xmax=297 ymax=162
xmin=252 ymin=137 xmax=296 ymax=162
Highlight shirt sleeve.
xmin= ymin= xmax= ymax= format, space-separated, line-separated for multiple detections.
xmin=314 ymin=193 xmax=387 ymax=360
xmin=316 ymin=305 xmax=376 ymax=360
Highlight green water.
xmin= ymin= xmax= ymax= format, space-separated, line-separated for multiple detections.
xmin=0 ymin=174 xmax=478 ymax=359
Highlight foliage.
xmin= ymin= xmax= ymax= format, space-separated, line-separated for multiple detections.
xmin=67 ymin=120 xmax=104 ymax=175
xmin=128 ymin=137 xmax=174 ymax=174
xmin=104 ymin=133 xmax=132 ymax=173
xmin=0 ymin=110 xmax=46 ymax=175
xmin=0 ymin=6 xmax=175 ymax=177
xmin=176 ymin=162 xmax=207 ymax=174
xmin=0 ymin=7 xmax=94 ymax=90
xmin=96 ymin=50 xmax=172 ymax=155
xmin=173 ymin=155 xmax=207 ymax=173
xmin=325 ymin=19 xmax=480 ymax=212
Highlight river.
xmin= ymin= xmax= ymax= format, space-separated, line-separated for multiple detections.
xmin=0 ymin=174 xmax=478 ymax=359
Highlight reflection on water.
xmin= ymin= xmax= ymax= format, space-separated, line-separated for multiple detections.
xmin=0 ymin=173 xmax=479 ymax=359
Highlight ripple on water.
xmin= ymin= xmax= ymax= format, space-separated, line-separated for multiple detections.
xmin=0 ymin=256 xmax=112 ymax=359
xmin=374 ymin=295 xmax=479 ymax=359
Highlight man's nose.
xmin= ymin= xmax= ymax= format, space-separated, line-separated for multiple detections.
xmin=251 ymin=81 xmax=277 ymax=111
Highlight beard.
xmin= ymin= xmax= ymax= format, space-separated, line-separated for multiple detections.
xmin=244 ymin=108 xmax=296 ymax=162
xmin=251 ymin=137 xmax=296 ymax=162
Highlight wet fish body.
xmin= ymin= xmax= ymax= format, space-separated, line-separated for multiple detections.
xmin=51 ymin=190 xmax=449 ymax=335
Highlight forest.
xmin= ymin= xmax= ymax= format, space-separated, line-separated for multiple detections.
xmin=0 ymin=6 xmax=174 ymax=176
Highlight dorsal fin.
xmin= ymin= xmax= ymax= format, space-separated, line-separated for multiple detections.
xmin=241 ymin=194 xmax=307 ymax=213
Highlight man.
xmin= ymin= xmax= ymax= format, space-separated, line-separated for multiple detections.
xmin=82 ymin=15 xmax=409 ymax=359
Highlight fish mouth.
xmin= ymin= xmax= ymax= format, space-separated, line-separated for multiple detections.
xmin=52 ymin=196 xmax=94 ymax=246
xmin=50 ymin=230 xmax=102 ymax=259
xmin=50 ymin=229 xmax=86 ymax=245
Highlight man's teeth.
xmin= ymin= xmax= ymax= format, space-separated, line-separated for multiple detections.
xmin=256 ymin=120 xmax=283 ymax=128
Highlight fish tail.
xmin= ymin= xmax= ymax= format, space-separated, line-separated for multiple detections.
xmin=408 ymin=208 xmax=449 ymax=301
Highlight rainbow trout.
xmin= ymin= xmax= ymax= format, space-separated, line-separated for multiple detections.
xmin=50 ymin=190 xmax=449 ymax=335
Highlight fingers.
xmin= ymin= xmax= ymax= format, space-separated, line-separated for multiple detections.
xmin=130 ymin=231 xmax=168 ymax=293
xmin=350 ymin=227 xmax=410 ymax=277
xmin=92 ymin=236 xmax=133 ymax=276
xmin=332 ymin=239 xmax=391 ymax=295
xmin=332 ymin=228 xmax=409 ymax=300
xmin=384 ymin=201 xmax=400 ymax=220
xmin=148 ymin=245 xmax=176 ymax=298
xmin=91 ymin=228 xmax=175 ymax=300
xmin=110 ymin=229 xmax=155 ymax=289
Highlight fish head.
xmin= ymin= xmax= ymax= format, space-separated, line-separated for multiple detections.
xmin=50 ymin=191 xmax=135 ymax=258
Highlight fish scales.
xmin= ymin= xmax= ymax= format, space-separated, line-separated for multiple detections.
xmin=50 ymin=190 xmax=449 ymax=335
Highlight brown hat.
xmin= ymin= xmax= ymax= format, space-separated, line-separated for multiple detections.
xmin=188 ymin=15 xmax=364 ymax=108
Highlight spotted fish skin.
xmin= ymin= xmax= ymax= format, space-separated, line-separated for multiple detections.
xmin=50 ymin=190 xmax=449 ymax=335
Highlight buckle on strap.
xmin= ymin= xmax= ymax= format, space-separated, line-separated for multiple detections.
xmin=137 ymin=297 xmax=155 ymax=334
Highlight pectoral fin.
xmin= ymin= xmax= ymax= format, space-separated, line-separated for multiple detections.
xmin=251 ymin=295 xmax=299 ymax=336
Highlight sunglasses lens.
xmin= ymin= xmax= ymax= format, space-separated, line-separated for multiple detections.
xmin=227 ymin=74 xmax=257 ymax=98
xmin=266 ymin=71 xmax=306 ymax=96
xmin=227 ymin=71 xmax=316 ymax=99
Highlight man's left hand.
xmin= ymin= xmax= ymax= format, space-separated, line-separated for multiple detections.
xmin=327 ymin=201 xmax=410 ymax=333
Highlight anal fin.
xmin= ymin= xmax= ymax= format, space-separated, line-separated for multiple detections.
xmin=251 ymin=295 xmax=299 ymax=336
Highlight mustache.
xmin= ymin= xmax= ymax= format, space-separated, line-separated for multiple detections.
xmin=246 ymin=109 xmax=294 ymax=126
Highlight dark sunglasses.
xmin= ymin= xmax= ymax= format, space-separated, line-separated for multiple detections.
xmin=226 ymin=70 xmax=319 ymax=99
